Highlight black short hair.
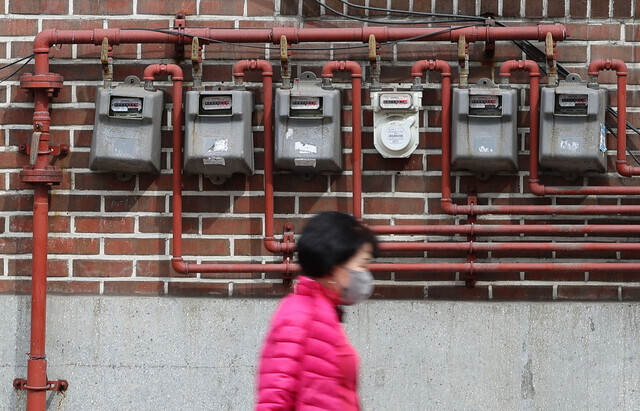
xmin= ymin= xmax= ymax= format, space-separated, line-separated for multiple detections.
xmin=297 ymin=211 xmax=378 ymax=278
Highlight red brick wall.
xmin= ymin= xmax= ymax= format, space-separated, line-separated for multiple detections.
xmin=1 ymin=0 xmax=639 ymax=301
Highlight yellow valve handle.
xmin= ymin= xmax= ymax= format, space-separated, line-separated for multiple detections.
xmin=280 ymin=35 xmax=288 ymax=63
xmin=368 ymin=34 xmax=376 ymax=62
xmin=545 ymin=32 xmax=554 ymax=60
xmin=191 ymin=37 xmax=200 ymax=64
xmin=29 ymin=132 xmax=41 ymax=166
xmin=100 ymin=38 xmax=109 ymax=65
xmin=457 ymin=34 xmax=466 ymax=60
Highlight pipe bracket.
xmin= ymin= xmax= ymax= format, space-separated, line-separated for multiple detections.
xmin=282 ymin=223 xmax=295 ymax=287
xmin=13 ymin=378 xmax=68 ymax=392
xmin=20 ymin=72 xmax=64 ymax=97
xmin=19 ymin=166 xmax=63 ymax=185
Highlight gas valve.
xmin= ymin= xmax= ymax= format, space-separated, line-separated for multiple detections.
xmin=372 ymin=91 xmax=421 ymax=158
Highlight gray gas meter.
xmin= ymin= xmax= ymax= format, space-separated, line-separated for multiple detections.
xmin=451 ymin=78 xmax=519 ymax=177
xmin=539 ymin=74 xmax=607 ymax=175
xmin=274 ymin=72 xmax=342 ymax=174
xmin=184 ymin=88 xmax=254 ymax=183
xmin=372 ymin=91 xmax=421 ymax=158
xmin=89 ymin=75 xmax=164 ymax=179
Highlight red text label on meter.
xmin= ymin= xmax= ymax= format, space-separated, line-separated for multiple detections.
xmin=290 ymin=96 xmax=321 ymax=110
xmin=380 ymin=93 xmax=412 ymax=109
xmin=202 ymin=95 xmax=232 ymax=110
xmin=111 ymin=97 xmax=143 ymax=113
xmin=558 ymin=94 xmax=588 ymax=107
xmin=469 ymin=95 xmax=500 ymax=109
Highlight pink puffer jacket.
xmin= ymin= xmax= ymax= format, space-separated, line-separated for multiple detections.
xmin=256 ymin=276 xmax=360 ymax=410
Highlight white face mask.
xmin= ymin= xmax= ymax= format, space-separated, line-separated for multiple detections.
xmin=340 ymin=268 xmax=374 ymax=305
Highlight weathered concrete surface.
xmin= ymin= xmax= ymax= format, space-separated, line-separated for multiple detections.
xmin=1 ymin=296 xmax=639 ymax=410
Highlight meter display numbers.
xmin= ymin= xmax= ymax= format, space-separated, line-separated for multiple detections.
xmin=202 ymin=95 xmax=232 ymax=111
xmin=469 ymin=95 xmax=500 ymax=109
xmin=290 ymin=96 xmax=321 ymax=110
xmin=109 ymin=97 xmax=143 ymax=118
xmin=379 ymin=93 xmax=412 ymax=109
xmin=558 ymin=94 xmax=588 ymax=107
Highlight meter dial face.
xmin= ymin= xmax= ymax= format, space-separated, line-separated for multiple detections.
xmin=201 ymin=95 xmax=232 ymax=111
xmin=469 ymin=95 xmax=500 ymax=109
xmin=557 ymin=94 xmax=588 ymax=107
xmin=290 ymin=96 xmax=321 ymax=110
xmin=111 ymin=97 xmax=143 ymax=114
xmin=379 ymin=93 xmax=412 ymax=109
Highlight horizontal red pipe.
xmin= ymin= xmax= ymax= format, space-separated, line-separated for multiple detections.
xmin=368 ymin=262 xmax=640 ymax=272
xmin=378 ymin=242 xmax=640 ymax=252
xmin=370 ymin=224 xmax=640 ymax=236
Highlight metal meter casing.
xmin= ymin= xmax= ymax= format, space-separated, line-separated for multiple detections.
xmin=539 ymin=74 xmax=607 ymax=174
xmin=89 ymin=75 xmax=164 ymax=175
xmin=372 ymin=91 xmax=421 ymax=158
xmin=184 ymin=89 xmax=254 ymax=179
xmin=451 ymin=78 xmax=519 ymax=175
xmin=274 ymin=72 xmax=342 ymax=173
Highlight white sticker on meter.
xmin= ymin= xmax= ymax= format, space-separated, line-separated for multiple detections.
xmin=202 ymin=95 xmax=232 ymax=111
xmin=469 ymin=95 xmax=499 ymax=109
xmin=558 ymin=94 xmax=588 ymax=107
xmin=203 ymin=157 xmax=225 ymax=165
xmin=381 ymin=118 xmax=414 ymax=151
xmin=290 ymin=96 xmax=320 ymax=110
xmin=111 ymin=97 xmax=142 ymax=113
xmin=380 ymin=93 xmax=412 ymax=109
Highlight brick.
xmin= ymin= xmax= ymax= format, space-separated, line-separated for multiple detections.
xmin=201 ymin=270 xmax=262 ymax=280
xmin=590 ymin=272 xmax=640 ymax=282
xmin=105 ymin=195 xmax=165 ymax=213
xmin=8 ymin=259 xmax=69 ymax=277
xmin=137 ymin=0 xmax=196 ymax=14
xmin=179 ymin=238 xmax=230 ymax=256
xmin=0 ymin=194 xmax=33 ymax=211
xmin=557 ymin=285 xmax=619 ymax=301
xmin=568 ymin=23 xmax=620 ymax=41
xmin=9 ymin=216 xmax=70 ymax=233
xmin=50 ymin=195 xmax=101 ymax=212
xmin=10 ymin=0 xmax=67 ymax=14
xmin=480 ymin=0 xmax=498 ymax=15
xmin=47 ymin=281 xmax=100 ymax=294
xmin=426 ymin=285 xmax=490 ymax=300
xmin=104 ymin=280 xmax=165 ymax=295
xmin=570 ymin=0 xmax=588 ymax=17
xmin=433 ymin=0 xmax=453 ymax=13
xmin=105 ymin=238 xmax=167 ymax=255
xmin=233 ymin=282 xmax=290 ymax=297
xmin=280 ymin=0 xmax=299 ymax=14
xmin=202 ymin=217 xmax=263 ymax=235
xmin=75 ymin=217 xmax=135 ymax=234
xmin=139 ymin=216 xmax=198 ymax=234
xmin=75 ymin=173 xmax=136 ymax=191
xmin=50 ymin=108 xmax=95 ymax=126
xmin=547 ymin=0 xmax=566 ymax=17
xmin=200 ymin=0 xmax=244 ymax=14
xmin=0 ymin=108 xmax=34 ymax=125
xmin=0 ymin=237 xmax=31 ymax=254
xmin=247 ymin=0 xmax=275 ymax=15
xmin=298 ymin=196 xmax=353 ymax=214
xmin=137 ymin=259 xmax=196 ymax=278
xmin=0 ymin=19 xmax=38 ymax=36
xmin=74 ymin=0 xmax=133 ymax=14
xmin=364 ymin=197 xmax=424 ymax=214
xmin=370 ymin=285 xmax=425 ymax=299
xmin=502 ymin=0 xmax=520 ymax=16
xmin=0 ymin=280 xmax=31 ymax=294
xmin=457 ymin=0 xmax=476 ymax=15
xmin=168 ymin=282 xmax=229 ymax=297
xmin=621 ymin=287 xmax=640 ymax=301
xmin=492 ymin=285 xmax=554 ymax=300
xmin=49 ymin=238 xmax=99 ymax=254
xmin=302 ymin=0 xmax=321 ymax=16
xmin=591 ymin=0 xmax=610 ymax=17
xmin=179 ymin=196 xmax=230 ymax=213
xmin=74 ymin=260 xmax=133 ymax=277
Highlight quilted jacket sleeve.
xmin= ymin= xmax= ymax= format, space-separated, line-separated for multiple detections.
xmin=256 ymin=296 xmax=310 ymax=410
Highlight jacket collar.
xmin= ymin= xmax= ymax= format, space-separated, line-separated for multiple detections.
xmin=295 ymin=276 xmax=341 ymax=306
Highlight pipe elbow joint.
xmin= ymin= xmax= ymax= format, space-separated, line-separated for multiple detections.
xmin=34 ymin=29 xmax=57 ymax=53
xmin=263 ymin=237 xmax=281 ymax=253
xmin=171 ymin=257 xmax=188 ymax=275
xmin=440 ymin=198 xmax=456 ymax=215
xmin=528 ymin=179 xmax=546 ymax=196
xmin=588 ymin=59 xmax=627 ymax=77
xmin=616 ymin=160 xmax=633 ymax=177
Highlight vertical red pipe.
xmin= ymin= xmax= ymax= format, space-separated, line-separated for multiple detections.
xmin=321 ymin=61 xmax=363 ymax=219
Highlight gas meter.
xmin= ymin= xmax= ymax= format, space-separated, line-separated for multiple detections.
xmin=89 ymin=75 xmax=164 ymax=179
xmin=539 ymin=73 xmax=607 ymax=176
xmin=372 ymin=91 xmax=421 ymax=158
xmin=274 ymin=72 xmax=342 ymax=174
xmin=184 ymin=88 xmax=254 ymax=184
xmin=451 ymin=78 xmax=519 ymax=178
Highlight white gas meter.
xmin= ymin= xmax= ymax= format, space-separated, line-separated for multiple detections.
xmin=372 ymin=91 xmax=421 ymax=158
xmin=89 ymin=75 xmax=164 ymax=180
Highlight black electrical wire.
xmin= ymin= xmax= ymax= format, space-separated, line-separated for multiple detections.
xmin=0 ymin=54 xmax=34 ymax=85
xmin=604 ymin=121 xmax=640 ymax=165
xmin=327 ymin=0 xmax=487 ymax=21
xmin=0 ymin=53 xmax=35 ymax=72
xmin=309 ymin=0 xmax=485 ymax=24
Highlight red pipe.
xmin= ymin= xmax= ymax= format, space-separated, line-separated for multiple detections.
xmin=322 ymin=61 xmax=363 ymax=219
xmin=378 ymin=242 xmax=640 ymax=252
xmin=368 ymin=262 xmax=640 ymax=273
xmin=587 ymin=59 xmax=638 ymax=177
xmin=370 ymin=224 xmax=640 ymax=236
xmin=442 ymin=60 xmax=640 ymax=215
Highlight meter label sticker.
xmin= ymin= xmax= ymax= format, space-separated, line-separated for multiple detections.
xmin=294 ymin=158 xmax=317 ymax=167
xmin=290 ymin=96 xmax=321 ymax=110
xmin=380 ymin=93 xmax=412 ymax=109
xmin=600 ymin=123 xmax=607 ymax=152
xmin=473 ymin=137 xmax=496 ymax=153
xmin=208 ymin=140 xmax=228 ymax=153
xmin=111 ymin=97 xmax=143 ymax=113
xmin=204 ymin=157 xmax=225 ymax=165
xmin=558 ymin=94 xmax=588 ymax=107
xmin=559 ymin=138 xmax=581 ymax=152
xmin=202 ymin=95 xmax=232 ymax=110
xmin=469 ymin=95 xmax=499 ymax=109
xmin=295 ymin=141 xmax=317 ymax=154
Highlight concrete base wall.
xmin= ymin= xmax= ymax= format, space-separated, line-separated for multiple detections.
xmin=1 ymin=296 xmax=639 ymax=410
